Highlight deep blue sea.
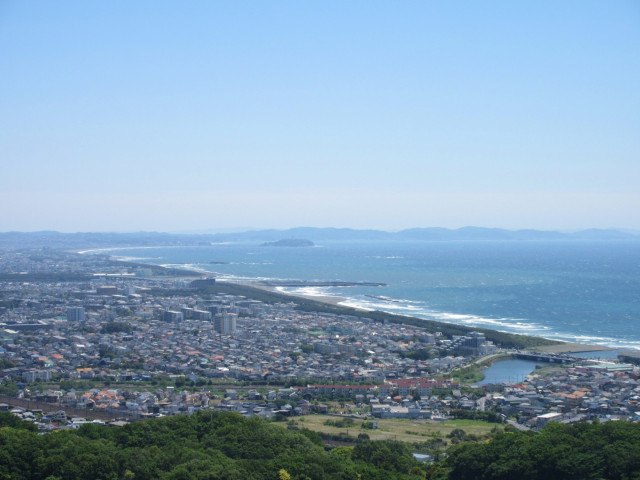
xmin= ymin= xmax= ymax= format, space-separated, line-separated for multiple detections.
xmin=88 ymin=241 xmax=640 ymax=350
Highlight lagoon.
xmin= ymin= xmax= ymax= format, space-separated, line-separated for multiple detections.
xmin=477 ymin=359 xmax=544 ymax=385
xmin=477 ymin=350 xmax=619 ymax=385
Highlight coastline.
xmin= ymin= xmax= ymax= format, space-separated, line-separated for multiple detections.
xmin=238 ymin=282 xmax=348 ymax=307
xmin=234 ymin=280 xmax=613 ymax=355
xmin=78 ymin=241 xmax=640 ymax=354
xmin=535 ymin=343 xmax=615 ymax=354
xmin=92 ymin=251 xmax=621 ymax=355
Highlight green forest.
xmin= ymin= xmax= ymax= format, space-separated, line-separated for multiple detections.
xmin=445 ymin=420 xmax=640 ymax=480
xmin=1 ymin=411 xmax=640 ymax=479
xmin=0 ymin=411 xmax=424 ymax=480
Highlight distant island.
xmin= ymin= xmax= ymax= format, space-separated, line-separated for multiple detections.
xmin=0 ymin=227 xmax=638 ymax=250
xmin=260 ymin=238 xmax=314 ymax=247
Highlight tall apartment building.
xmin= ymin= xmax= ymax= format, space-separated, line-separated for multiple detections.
xmin=214 ymin=313 xmax=237 ymax=334
xmin=163 ymin=310 xmax=184 ymax=323
xmin=66 ymin=307 xmax=85 ymax=322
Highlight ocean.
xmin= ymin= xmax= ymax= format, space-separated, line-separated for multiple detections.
xmin=92 ymin=240 xmax=640 ymax=351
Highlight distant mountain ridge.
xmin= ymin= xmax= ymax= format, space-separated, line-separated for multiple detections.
xmin=208 ymin=226 xmax=639 ymax=242
xmin=260 ymin=238 xmax=315 ymax=247
xmin=0 ymin=227 xmax=637 ymax=249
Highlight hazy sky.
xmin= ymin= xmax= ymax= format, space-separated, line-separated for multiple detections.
xmin=1 ymin=1 xmax=638 ymax=232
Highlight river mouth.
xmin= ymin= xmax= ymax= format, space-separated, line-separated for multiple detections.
xmin=478 ymin=359 xmax=545 ymax=385
xmin=477 ymin=349 xmax=620 ymax=385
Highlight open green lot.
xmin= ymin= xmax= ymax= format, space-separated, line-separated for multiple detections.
xmin=285 ymin=414 xmax=502 ymax=444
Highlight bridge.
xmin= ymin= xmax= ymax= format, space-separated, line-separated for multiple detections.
xmin=514 ymin=352 xmax=578 ymax=364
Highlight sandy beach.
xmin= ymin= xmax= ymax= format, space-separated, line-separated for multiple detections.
xmin=248 ymin=283 xmax=610 ymax=353
xmin=535 ymin=342 xmax=615 ymax=354
xmin=243 ymin=282 xmax=618 ymax=354
xmin=240 ymin=282 xmax=348 ymax=307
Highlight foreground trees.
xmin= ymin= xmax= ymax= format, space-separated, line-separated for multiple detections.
xmin=0 ymin=411 xmax=422 ymax=480
xmin=1 ymin=411 xmax=640 ymax=479
xmin=445 ymin=421 xmax=640 ymax=480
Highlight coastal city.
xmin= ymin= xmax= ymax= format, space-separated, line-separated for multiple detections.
xmin=3 ymin=1 xmax=639 ymax=476
xmin=1 ymin=248 xmax=639 ymax=438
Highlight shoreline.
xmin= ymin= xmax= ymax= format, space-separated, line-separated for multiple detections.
xmin=534 ymin=343 xmax=616 ymax=354
xmin=238 ymin=282 xmax=349 ymax=307
xmin=234 ymin=280 xmax=614 ymax=355
xmin=89 ymin=251 xmax=624 ymax=355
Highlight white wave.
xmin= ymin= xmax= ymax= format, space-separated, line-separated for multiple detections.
xmin=394 ymin=298 xmax=424 ymax=304
xmin=336 ymin=300 xmax=375 ymax=311
xmin=275 ymin=286 xmax=339 ymax=298
xmin=541 ymin=332 xmax=640 ymax=351
xmin=426 ymin=312 xmax=541 ymax=331
xmin=111 ymin=256 xmax=163 ymax=262
xmin=229 ymin=261 xmax=273 ymax=265
xmin=157 ymin=263 xmax=212 ymax=275
xmin=334 ymin=293 xmax=553 ymax=337
xmin=78 ymin=245 xmax=186 ymax=254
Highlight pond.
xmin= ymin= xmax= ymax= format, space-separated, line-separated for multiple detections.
xmin=476 ymin=350 xmax=618 ymax=386
xmin=477 ymin=359 xmax=544 ymax=385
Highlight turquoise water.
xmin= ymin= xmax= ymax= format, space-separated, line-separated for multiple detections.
xmin=90 ymin=240 xmax=640 ymax=350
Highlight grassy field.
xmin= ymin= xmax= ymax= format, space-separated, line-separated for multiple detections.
xmin=286 ymin=414 xmax=502 ymax=444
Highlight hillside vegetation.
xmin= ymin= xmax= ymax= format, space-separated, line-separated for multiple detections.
xmin=1 ymin=412 xmax=639 ymax=479
xmin=0 ymin=411 xmax=424 ymax=480
xmin=445 ymin=421 xmax=640 ymax=480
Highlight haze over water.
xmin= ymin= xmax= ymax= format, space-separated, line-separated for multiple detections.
xmin=96 ymin=240 xmax=640 ymax=351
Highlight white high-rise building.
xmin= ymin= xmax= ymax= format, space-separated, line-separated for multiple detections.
xmin=214 ymin=313 xmax=237 ymax=334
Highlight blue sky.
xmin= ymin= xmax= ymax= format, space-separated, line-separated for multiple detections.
xmin=1 ymin=1 xmax=638 ymax=232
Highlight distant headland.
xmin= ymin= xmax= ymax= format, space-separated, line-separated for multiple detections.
xmin=0 ymin=227 xmax=638 ymax=250
xmin=260 ymin=238 xmax=314 ymax=247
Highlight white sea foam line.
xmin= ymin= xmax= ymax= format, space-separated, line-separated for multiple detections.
xmin=218 ymin=275 xmax=285 ymax=283
xmin=278 ymin=286 xmax=340 ymax=298
xmin=506 ymin=328 xmax=640 ymax=350
xmin=159 ymin=263 xmax=210 ymax=275
xmin=552 ymin=332 xmax=640 ymax=348
xmin=394 ymin=299 xmax=423 ymax=304
xmin=428 ymin=313 xmax=541 ymax=331
xmin=217 ymin=275 xmax=256 ymax=282
xmin=339 ymin=294 xmax=548 ymax=334
xmin=241 ymin=281 xmax=640 ymax=350
xmin=611 ymin=341 xmax=640 ymax=351
xmin=161 ymin=263 xmax=199 ymax=270
xmin=111 ymin=256 xmax=163 ymax=261
xmin=91 ymin=251 xmax=640 ymax=350
xmin=355 ymin=299 xmax=417 ymax=311
xmin=78 ymin=245 xmax=188 ymax=254
xmin=228 ymin=261 xmax=273 ymax=265
xmin=337 ymin=300 xmax=375 ymax=311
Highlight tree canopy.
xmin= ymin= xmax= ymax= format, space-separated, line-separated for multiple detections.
xmin=0 ymin=411 xmax=423 ymax=480
xmin=2 ymin=411 xmax=639 ymax=479
xmin=445 ymin=421 xmax=640 ymax=480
